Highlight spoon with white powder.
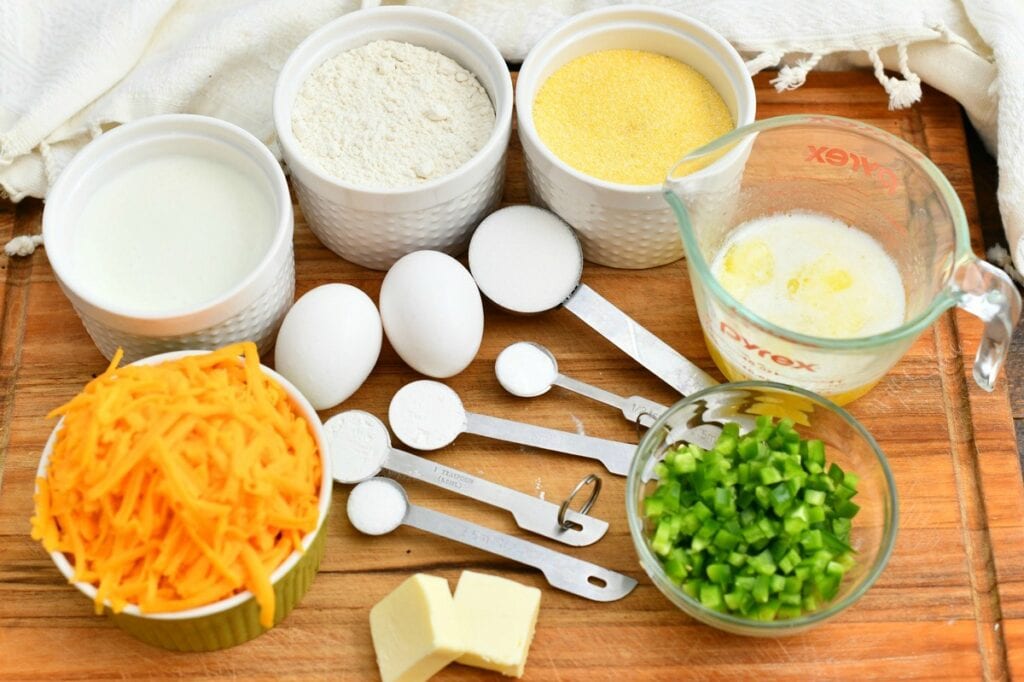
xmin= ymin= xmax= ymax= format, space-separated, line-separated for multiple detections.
xmin=469 ymin=205 xmax=718 ymax=397
xmin=495 ymin=341 xmax=725 ymax=450
xmin=496 ymin=341 xmax=670 ymax=426
xmin=325 ymin=410 xmax=608 ymax=546
xmin=347 ymin=477 xmax=637 ymax=602
xmin=388 ymin=380 xmax=636 ymax=476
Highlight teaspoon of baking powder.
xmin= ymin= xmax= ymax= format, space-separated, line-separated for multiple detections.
xmin=346 ymin=477 xmax=637 ymax=602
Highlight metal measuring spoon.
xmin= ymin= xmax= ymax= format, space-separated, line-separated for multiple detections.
xmin=495 ymin=341 xmax=669 ymax=427
xmin=325 ymin=410 xmax=608 ymax=547
xmin=347 ymin=477 xmax=637 ymax=602
xmin=469 ymin=206 xmax=718 ymax=396
xmin=388 ymin=380 xmax=636 ymax=476
xmin=494 ymin=341 xmax=724 ymax=450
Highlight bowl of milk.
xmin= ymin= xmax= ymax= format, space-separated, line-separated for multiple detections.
xmin=664 ymin=114 xmax=1020 ymax=404
xmin=43 ymin=114 xmax=295 ymax=362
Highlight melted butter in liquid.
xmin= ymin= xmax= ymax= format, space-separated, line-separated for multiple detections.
xmin=711 ymin=213 xmax=906 ymax=339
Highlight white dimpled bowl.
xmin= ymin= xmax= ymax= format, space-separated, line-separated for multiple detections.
xmin=515 ymin=6 xmax=756 ymax=269
xmin=274 ymin=6 xmax=514 ymax=270
xmin=42 ymin=114 xmax=295 ymax=363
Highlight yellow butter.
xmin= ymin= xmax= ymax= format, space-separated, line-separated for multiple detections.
xmin=454 ymin=571 xmax=542 ymax=678
xmin=369 ymin=574 xmax=466 ymax=682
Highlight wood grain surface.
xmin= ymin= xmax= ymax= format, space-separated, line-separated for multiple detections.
xmin=1 ymin=72 xmax=1022 ymax=681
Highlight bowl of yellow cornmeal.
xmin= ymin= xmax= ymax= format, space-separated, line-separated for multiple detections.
xmin=516 ymin=5 xmax=755 ymax=269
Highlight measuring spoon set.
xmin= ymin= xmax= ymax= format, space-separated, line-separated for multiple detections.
xmin=326 ymin=408 xmax=636 ymax=601
xmin=326 ymin=207 xmax=730 ymax=604
xmin=324 ymin=410 xmax=607 ymax=546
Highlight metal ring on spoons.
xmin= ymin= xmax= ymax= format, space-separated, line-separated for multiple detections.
xmin=387 ymin=379 xmax=636 ymax=476
xmin=347 ymin=477 xmax=637 ymax=602
xmin=495 ymin=341 xmax=722 ymax=450
xmin=324 ymin=410 xmax=608 ymax=546
xmin=557 ymin=474 xmax=602 ymax=530
xmin=469 ymin=205 xmax=718 ymax=396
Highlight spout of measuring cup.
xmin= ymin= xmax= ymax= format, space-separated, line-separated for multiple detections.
xmin=662 ymin=123 xmax=759 ymax=261
xmin=952 ymin=257 xmax=1022 ymax=391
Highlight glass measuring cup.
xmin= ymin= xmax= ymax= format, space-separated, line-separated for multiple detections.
xmin=664 ymin=115 xmax=1021 ymax=404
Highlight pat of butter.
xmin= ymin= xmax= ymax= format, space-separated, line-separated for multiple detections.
xmin=369 ymin=574 xmax=466 ymax=682
xmin=454 ymin=571 xmax=541 ymax=678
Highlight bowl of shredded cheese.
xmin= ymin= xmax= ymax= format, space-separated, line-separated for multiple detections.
xmin=31 ymin=342 xmax=331 ymax=651
xmin=516 ymin=6 xmax=756 ymax=269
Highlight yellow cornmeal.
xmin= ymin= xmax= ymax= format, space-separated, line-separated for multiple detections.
xmin=532 ymin=49 xmax=734 ymax=185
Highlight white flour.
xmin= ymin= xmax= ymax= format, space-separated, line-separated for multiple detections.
xmin=388 ymin=380 xmax=468 ymax=451
xmin=291 ymin=40 xmax=495 ymax=188
xmin=324 ymin=411 xmax=391 ymax=484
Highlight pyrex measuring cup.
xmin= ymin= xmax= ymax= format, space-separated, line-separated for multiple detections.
xmin=664 ymin=115 xmax=1020 ymax=404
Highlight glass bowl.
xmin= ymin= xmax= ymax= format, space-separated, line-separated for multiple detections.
xmin=626 ymin=381 xmax=898 ymax=636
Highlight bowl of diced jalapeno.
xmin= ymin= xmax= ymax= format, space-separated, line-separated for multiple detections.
xmin=626 ymin=381 xmax=897 ymax=636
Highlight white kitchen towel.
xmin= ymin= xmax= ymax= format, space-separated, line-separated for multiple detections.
xmin=0 ymin=0 xmax=357 ymax=203
xmin=2 ymin=0 xmax=1023 ymax=276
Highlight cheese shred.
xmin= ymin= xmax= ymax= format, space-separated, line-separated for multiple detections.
xmin=31 ymin=342 xmax=321 ymax=628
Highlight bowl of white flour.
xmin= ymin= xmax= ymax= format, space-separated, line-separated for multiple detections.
xmin=274 ymin=6 xmax=513 ymax=270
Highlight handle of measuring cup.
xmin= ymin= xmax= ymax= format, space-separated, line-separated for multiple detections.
xmin=952 ymin=258 xmax=1022 ymax=391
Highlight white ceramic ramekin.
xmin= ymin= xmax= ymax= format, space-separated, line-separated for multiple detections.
xmin=36 ymin=350 xmax=332 ymax=652
xmin=42 ymin=115 xmax=295 ymax=362
xmin=516 ymin=6 xmax=756 ymax=269
xmin=274 ymin=6 xmax=513 ymax=271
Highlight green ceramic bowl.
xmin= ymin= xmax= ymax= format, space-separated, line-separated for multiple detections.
xmin=35 ymin=350 xmax=332 ymax=651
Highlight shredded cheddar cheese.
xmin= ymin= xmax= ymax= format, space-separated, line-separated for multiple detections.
xmin=31 ymin=342 xmax=321 ymax=628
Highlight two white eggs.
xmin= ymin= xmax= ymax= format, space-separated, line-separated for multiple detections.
xmin=274 ymin=251 xmax=484 ymax=410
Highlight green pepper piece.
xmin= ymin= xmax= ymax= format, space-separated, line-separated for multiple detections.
xmin=835 ymin=499 xmax=861 ymax=519
xmin=749 ymin=549 xmax=776 ymax=576
xmin=713 ymin=528 xmax=741 ymax=551
xmin=673 ymin=449 xmax=697 ymax=474
xmin=804 ymin=489 xmax=826 ymax=506
xmin=752 ymin=575 xmax=771 ymax=604
xmin=700 ymin=582 xmax=724 ymax=610
xmin=707 ymin=563 xmax=732 ymax=585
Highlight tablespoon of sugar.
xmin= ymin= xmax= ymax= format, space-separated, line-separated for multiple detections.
xmin=387 ymin=380 xmax=636 ymax=476
xmin=347 ymin=477 xmax=637 ymax=602
xmin=324 ymin=410 xmax=608 ymax=547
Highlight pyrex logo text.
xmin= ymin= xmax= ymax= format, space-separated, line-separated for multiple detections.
xmin=805 ymin=145 xmax=899 ymax=195
xmin=720 ymin=322 xmax=817 ymax=372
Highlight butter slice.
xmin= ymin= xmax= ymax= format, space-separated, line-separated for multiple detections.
xmin=369 ymin=574 xmax=465 ymax=682
xmin=454 ymin=571 xmax=542 ymax=678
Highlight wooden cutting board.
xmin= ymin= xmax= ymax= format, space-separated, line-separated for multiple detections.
xmin=1 ymin=71 xmax=1022 ymax=681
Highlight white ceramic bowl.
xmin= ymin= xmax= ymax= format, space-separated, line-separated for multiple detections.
xmin=42 ymin=114 xmax=295 ymax=363
xmin=35 ymin=350 xmax=332 ymax=651
xmin=274 ymin=6 xmax=513 ymax=271
xmin=516 ymin=6 xmax=756 ymax=269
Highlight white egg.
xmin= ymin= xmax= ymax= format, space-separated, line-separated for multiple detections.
xmin=274 ymin=283 xmax=382 ymax=410
xmin=380 ymin=251 xmax=483 ymax=378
